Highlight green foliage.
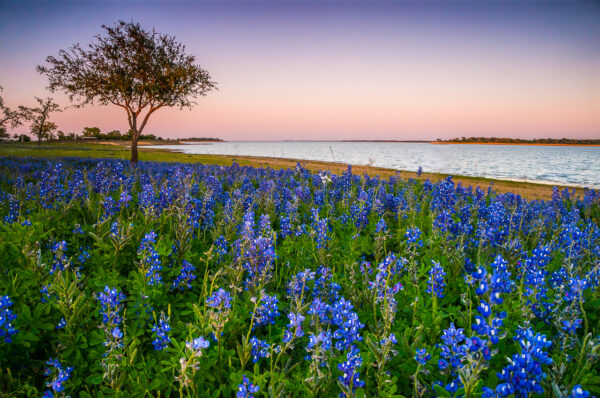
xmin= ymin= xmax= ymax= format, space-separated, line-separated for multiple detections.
xmin=0 ymin=157 xmax=598 ymax=397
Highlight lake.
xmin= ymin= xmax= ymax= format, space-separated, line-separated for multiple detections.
xmin=147 ymin=142 xmax=600 ymax=189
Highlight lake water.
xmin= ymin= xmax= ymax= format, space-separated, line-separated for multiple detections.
xmin=147 ymin=142 xmax=600 ymax=189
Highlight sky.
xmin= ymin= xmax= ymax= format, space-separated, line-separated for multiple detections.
xmin=0 ymin=0 xmax=599 ymax=141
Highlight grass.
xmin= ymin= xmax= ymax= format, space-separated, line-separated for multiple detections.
xmin=0 ymin=141 xmax=587 ymax=200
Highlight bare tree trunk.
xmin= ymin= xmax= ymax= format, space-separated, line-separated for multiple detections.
xmin=38 ymin=132 xmax=41 ymax=146
xmin=131 ymin=133 xmax=139 ymax=165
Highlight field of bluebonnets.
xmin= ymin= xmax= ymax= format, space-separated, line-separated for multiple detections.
xmin=0 ymin=157 xmax=599 ymax=398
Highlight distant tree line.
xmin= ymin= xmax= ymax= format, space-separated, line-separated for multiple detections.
xmin=438 ymin=137 xmax=600 ymax=145
xmin=79 ymin=127 xmax=165 ymax=141
xmin=177 ymin=137 xmax=223 ymax=142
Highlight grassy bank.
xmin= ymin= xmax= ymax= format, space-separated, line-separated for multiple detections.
xmin=0 ymin=141 xmax=589 ymax=200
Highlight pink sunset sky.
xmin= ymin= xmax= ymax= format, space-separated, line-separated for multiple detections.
xmin=0 ymin=0 xmax=599 ymax=141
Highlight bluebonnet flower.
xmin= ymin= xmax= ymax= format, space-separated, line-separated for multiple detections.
xmin=112 ymin=327 xmax=123 ymax=339
xmin=150 ymin=313 xmax=171 ymax=351
xmin=139 ymin=183 xmax=158 ymax=215
xmin=494 ymin=328 xmax=552 ymax=397
xmin=43 ymin=358 xmax=73 ymax=395
xmin=375 ymin=218 xmax=388 ymax=233
xmin=307 ymin=297 xmax=332 ymax=323
xmin=206 ymin=288 xmax=232 ymax=338
xmin=138 ymin=231 xmax=162 ymax=285
xmin=237 ymin=375 xmax=259 ymax=398
xmin=0 ymin=295 xmax=18 ymax=343
xmin=405 ymin=227 xmax=423 ymax=247
xmin=97 ymin=286 xmax=125 ymax=326
xmin=306 ymin=330 xmax=333 ymax=365
xmin=258 ymin=213 xmax=271 ymax=235
xmin=287 ymin=269 xmax=316 ymax=304
xmin=415 ymin=348 xmax=431 ymax=365
xmin=178 ymin=336 xmax=211 ymax=388
xmin=118 ymin=189 xmax=131 ymax=208
xmin=96 ymin=286 xmax=126 ymax=354
xmin=312 ymin=217 xmax=330 ymax=249
xmin=569 ymin=385 xmax=590 ymax=398
xmin=369 ymin=253 xmax=403 ymax=301
xmin=76 ymin=247 xmax=91 ymax=266
xmin=470 ymin=258 xmax=511 ymax=346
xmin=313 ymin=266 xmax=341 ymax=302
xmin=438 ymin=323 xmax=466 ymax=371
xmin=101 ymin=194 xmax=118 ymax=220
xmin=331 ymin=297 xmax=364 ymax=350
xmin=283 ymin=312 xmax=305 ymax=343
xmin=562 ymin=319 xmax=582 ymax=334
xmin=110 ymin=221 xmax=120 ymax=238
xmin=188 ymin=336 xmax=210 ymax=351
xmin=241 ymin=236 xmax=276 ymax=291
xmin=564 ymin=277 xmax=589 ymax=303
xmin=206 ymin=288 xmax=232 ymax=310
xmin=56 ymin=318 xmax=66 ymax=329
xmin=3 ymin=194 xmax=20 ymax=224
xmin=279 ymin=215 xmax=293 ymax=238
xmin=253 ymin=294 xmax=280 ymax=328
xmin=465 ymin=335 xmax=492 ymax=361
xmin=72 ymin=223 xmax=84 ymax=235
xmin=233 ymin=210 xmax=277 ymax=291
xmin=249 ymin=336 xmax=270 ymax=363
xmin=427 ymin=260 xmax=446 ymax=298
xmin=489 ymin=255 xmax=514 ymax=303
xmin=381 ymin=333 xmax=397 ymax=346
xmin=337 ymin=345 xmax=365 ymax=397
xmin=41 ymin=284 xmax=53 ymax=303
xmin=417 ymin=166 xmax=423 ymax=177
xmin=171 ymin=260 xmax=197 ymax=291
xmin=50 ymin=240 xmax=69 ymax=274
xmin=214 ymin=235 xmax=229 ymax=261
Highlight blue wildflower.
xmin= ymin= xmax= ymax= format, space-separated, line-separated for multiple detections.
xmin=56 ymin=318 xmax=66 ymax=329
xmin=427 ymin=260 xmax=446 ymax=298
xmin=43 ymin=358 xmax=73 ymax=395
xmin=172 ymin=260 xmax=197 ymax=291
xmin=337 ymin=345 xmax=365 ymax=397
xmin=249 ymin=336 xmax=270 ymax=363
xmin=138 ymin=231 xmax=163 ymax=285
xmin=206 ymin=288 xmax=232 ymax=310
xmin=0 ymin=295 xmax=18 ymax=343
xmin=254 ymin=294 xmax=280 ymax=328
xmin=150 ymin=313 xmax=171 ymax=351
xmin=237 ymin=375 xmax=259 ymax=398
xmin=415 ymin=348 xmax=431 ymax=365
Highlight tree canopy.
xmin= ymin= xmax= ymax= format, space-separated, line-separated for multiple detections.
xmin=23 ymin=97 xmax=61 ymax=145
xmin=37 ymin=20 xmax=217 ymax=163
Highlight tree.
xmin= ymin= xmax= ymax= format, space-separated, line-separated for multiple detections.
xmin=0 ymin=85 xmax=29 ymax=139
xmin=105 ymin=130 xmax=122 ymax=140
xmin=37 ymin=20 xmax=217 ymax=164
xmin=82 ymin=126 xmax=101 ymax=138
xmin=30 ymin=120 xmax=57 ymax=143
xmin=24 ymin=97 xmax=61 ymax=145
xmin=13 ymin=133 xmax=31 ymax=143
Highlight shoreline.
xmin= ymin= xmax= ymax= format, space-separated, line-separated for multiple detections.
xmin=430 ymin=142 xmax=600 ymax=147
xmin=1 ymin=142 xmax=596 ymax=200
